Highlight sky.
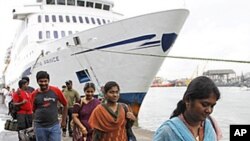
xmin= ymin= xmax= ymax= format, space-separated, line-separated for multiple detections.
xmin=0 ymin=0 xmax=250 ymax=80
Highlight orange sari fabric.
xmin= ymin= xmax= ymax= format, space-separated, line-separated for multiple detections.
xmin=89 ymin=104 xmax=127 ymax=141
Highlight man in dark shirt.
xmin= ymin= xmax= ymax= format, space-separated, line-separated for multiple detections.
xmin=31 ymin=71 xmax=68 ymax=141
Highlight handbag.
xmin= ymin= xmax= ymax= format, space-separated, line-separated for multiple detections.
xmin=72 ymin=98 xmax=85 ymax=141
xmin=19 ymin=127 xmax=36 ymax=141
xmin=126 ymin=119 xmax=137 ymax=141
xmin=4 ymin=119 xmax=11 ymax=130
xmin=4 ymin=119 xmax=18 ymax=131
xmin=72 ymin=123 xmax=83 ymax=141
xmin=121 ymin=103 xmax=137 ymax=141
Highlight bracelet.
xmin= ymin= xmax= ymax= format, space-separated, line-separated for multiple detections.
xmin=81 ymin=128 xmax=86 ymax=131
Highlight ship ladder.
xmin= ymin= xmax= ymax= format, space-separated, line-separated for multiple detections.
xmin=31 ymin=50 xmax=44 ymax=73
xmin=70 ymin=47 xmax=102 ymax=95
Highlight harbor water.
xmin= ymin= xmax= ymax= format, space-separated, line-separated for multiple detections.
xmin=138 ymin=87 xmax=250 ymax=141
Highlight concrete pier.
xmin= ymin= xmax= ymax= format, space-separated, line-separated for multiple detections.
xmin=0 ymin=94 xmax=154 ymax=141
xmin=61 ymin=127 xmax=154 ymax=141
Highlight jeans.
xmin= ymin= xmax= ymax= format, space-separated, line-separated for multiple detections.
xmin=35 ymin=123 xmax=61 ymax=141
xmin=62 ymin=108 xmax=73 ymax=134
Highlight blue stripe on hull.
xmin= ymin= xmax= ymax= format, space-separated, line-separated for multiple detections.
xmin=72 ymin=34 xmax=156 ymax=55
xmin=118 ymin=92 xmax=146 ymax=105
xmin=140 ymin=40 xmax=161 ymax=46
xmin=131 ymin=44 xmax=160 ymax=50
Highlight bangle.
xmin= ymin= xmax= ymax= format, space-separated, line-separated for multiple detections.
xmin=81 ymin=128 xmax=86 ymax=131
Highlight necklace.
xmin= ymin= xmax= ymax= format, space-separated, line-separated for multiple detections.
xmin=179 ymin=114 xmax=204 ymax=141
xmin=83 ymin=97 xmax=94 ymax=104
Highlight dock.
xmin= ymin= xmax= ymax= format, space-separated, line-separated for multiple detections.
xmin=0 ymin=95 xmax=154 ymax=141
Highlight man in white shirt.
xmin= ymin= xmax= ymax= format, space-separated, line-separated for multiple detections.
xmin=3 ymin=86 xmax=11 ymax=108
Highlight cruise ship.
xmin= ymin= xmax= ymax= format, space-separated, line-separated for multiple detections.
xmin=3 ymin=0 xmax=189 ymax=115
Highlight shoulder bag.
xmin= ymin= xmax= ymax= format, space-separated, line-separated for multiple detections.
xmin=121 ymin=103 xmax=137 ymax=141
xmin=72 ymin=98 xmax=84 ymax=141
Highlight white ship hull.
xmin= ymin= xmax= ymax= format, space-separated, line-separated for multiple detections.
xmin=4 ymin=2 xmax=188 ymax=110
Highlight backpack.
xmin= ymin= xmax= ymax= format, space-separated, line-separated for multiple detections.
xmin=8 ymin=91 xmax=21 ymax=119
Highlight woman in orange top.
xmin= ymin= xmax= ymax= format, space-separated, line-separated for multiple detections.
xmin=89 ymin=81 xmax=136 ymax=141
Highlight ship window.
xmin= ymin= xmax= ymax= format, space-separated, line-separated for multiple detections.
xmin=76 ymin=69 xmax=90 ymax=83
xmin=79 ymin=16 xmax=83 ymax=23
xmin=86 ymin=2 xmax=93 ymax=8
xmin=85 ymin=17 xmax=89 ymax=24
xmin=46 ymin=31 xmax=50 ymax=39
xmin=54 ymin=31 xmax=58 ymax=38
xmin=66 ymin=16 xmax=70 ymax=22
xmin=77 ymin=0 xmax=84 ymax=6
xmin=72 ymin=16 xmax=77 ymax=23
xmin=47 ymin=0 xmax=55 ymax=5
xmin=97 ymin=18 xmax=101 ymax=25
xmin=95 ymin=3 xmax=102 ymax=9
xmin=103 ymin=4 xmax=110 ymax=11
xmin=61 ymin=31 xmax=65 ymax=37
xmin=57 ymin=0 xmax=65 ymax=5
xmin=38 ymin=15 xmax=42 ymax=23
xmin=68 ymin=31 xmax=73 ymax=35
xmin=91 ymin=17 xmax=95 ymax=24
xmin=73 ymin=36 xmax=81 ymax=45
xmin=102 ymin=19 xmax=106 ymax=24
xmin=39 ymin=31 xmax=43 ymax=39
xmin=52 ymin=15 xmax=56 ymax=22
xmin=67 ymin=0 xmax=75 ymax=5
xmin=45 ymin=15 xmax=49 ymax=22
xmin=59 ymin=15 xmax=63 ymax=22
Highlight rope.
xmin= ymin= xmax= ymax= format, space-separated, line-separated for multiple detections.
xmin=92 ymin=49 xmax=250 ymax=64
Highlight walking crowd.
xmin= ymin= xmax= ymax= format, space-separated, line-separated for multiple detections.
xmin=1 ymin=70 xmax=137 ymax=141
xmin=1 ymin=71 xmax=223 ymax=141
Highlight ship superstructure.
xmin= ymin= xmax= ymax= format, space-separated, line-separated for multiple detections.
xmin=3 ymin=0 xmax=189 ymax=114
xmin=5 ymin=0 xmax=120 ymax=85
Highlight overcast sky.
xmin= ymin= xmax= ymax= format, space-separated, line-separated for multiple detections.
xmin=1 ymin=0 xmax=250 ymax=80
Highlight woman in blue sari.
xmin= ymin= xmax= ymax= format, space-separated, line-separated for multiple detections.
xmin=153 ymin=76 xmax=221 ymax=141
